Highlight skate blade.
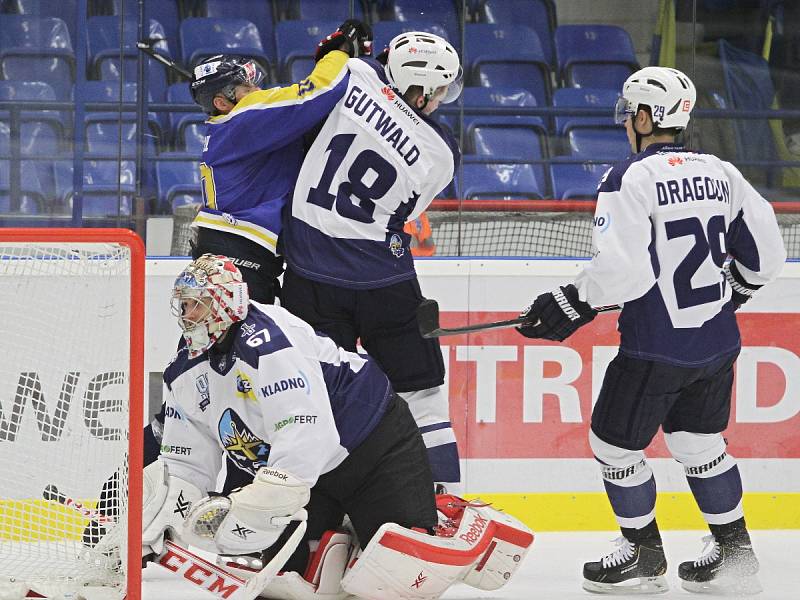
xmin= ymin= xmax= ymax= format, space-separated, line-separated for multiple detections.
xmin=582 ymin=575 xmax=669 ymax=595
xmin=681 ymin=574 xmax=762 ymax=595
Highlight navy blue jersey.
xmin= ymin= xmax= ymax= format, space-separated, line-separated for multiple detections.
xmin=282 ymin=57 xmax=460 ymax=289
xmin=575 ymin=143 xmax=786 ymax=366
xmin=160 ymin=303 xmax=393 ymax=491
xmin=193 ymin=51 xmax=351 ymax=255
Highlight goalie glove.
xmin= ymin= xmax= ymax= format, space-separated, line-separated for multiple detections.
xmin=182 ymin=466 xmax=310 ymax=555
xmin=516 ymin=283 xmax=597 ymax=341
xmin=315 ymin=19 xmax=373 ymax=62
xmin=724 ymin=260 xmax=762 ymax=309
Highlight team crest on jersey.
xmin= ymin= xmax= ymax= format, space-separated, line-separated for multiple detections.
xmin=218 ymin=408 xmax=270 ymax=475
xmin=235 ymin=370 xmax=257 ymax=402
xmin=389 ymin=234 xmax=405 ymax=258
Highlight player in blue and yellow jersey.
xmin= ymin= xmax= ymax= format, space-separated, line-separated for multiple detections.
xmin=187 ymin=21 xmax=372 ymax=305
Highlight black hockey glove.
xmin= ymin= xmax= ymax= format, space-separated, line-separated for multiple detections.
xmin=315 ymin=19 xmax=373 ymax=62
xmin=724 ymin=260 xmax=761 ymax=309
xmin=516 ymin=283 xmax=597 ymax=341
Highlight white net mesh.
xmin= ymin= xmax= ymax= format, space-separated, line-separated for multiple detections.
xmin=0 ymin=241 xmax=134 ymax=599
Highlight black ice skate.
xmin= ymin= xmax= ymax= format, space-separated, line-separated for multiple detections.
xmin=679 ymin=534 xmax=762 ymax=595
xmin=583 ymin=536 xmax=668 ymax=594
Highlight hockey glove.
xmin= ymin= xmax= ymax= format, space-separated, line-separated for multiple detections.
xmin=315 ymin=19 xmax=373 ymax=62
xmin=724 ymin=260 xmax=762 ymax=309
xmin=516 ymin=283 xmax=597 ymax=341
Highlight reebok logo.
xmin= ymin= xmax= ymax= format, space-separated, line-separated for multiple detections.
xmin=459 ymin=514 xmax=489 ymax=544
xmin=261 ymin=468 xmax=288 ymax=481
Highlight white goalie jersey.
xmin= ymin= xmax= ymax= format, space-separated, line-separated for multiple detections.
xmin=575 ymin=143 xmax=786 ymax=366
xmin=282 ymin=57 xmax=460 ymax=289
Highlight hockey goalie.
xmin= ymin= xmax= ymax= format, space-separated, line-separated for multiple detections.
xmin=140 ymin=254 xmax=533 ymax=600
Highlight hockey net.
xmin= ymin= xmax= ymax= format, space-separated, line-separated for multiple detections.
xmin=424 ymin=200 xmax=800 ymax=258
xmin=0 ymin=229 xmax=144 ymax=600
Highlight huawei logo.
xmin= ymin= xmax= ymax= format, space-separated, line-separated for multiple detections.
xmin=668 ymin=156 xmax=684 ymax=166
xmin=381 ymin=86 xmax=396 ymax=101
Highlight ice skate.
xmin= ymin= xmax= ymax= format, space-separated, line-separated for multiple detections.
xmin=679 ymin=534 xmax=762 ymax=595
xmin=582 ymin=536 xmax=668 ymax=594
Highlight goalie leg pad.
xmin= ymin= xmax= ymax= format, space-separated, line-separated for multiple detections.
xmin=258 ymin=529 xmax=355 ymax=600
xmin=340 ymin=500 xmax=534 ymax=600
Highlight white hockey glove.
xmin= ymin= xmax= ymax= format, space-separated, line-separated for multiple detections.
xmin=142 ymin=459 xmax=203 ymax=560
xmin=182 ymin=466 xmax=310 ymax=555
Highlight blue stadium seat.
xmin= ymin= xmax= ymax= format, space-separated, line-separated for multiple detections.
xmin=568 ymin=128 xmax=630 ymax=160
xmin=7 ymin=0 xmax=79 ymax=45
xmin=0 ymin=80 xmax=64 ymax=138
xmin=54 ymin=159 xmax=135 ymax=216
xmin=554 ymin=24 xmax=638 ymax=89
xmin=0 ymin=118 xmax=60 ymax=157
xmin=372 ymin=20 xmax=449 ymax=52
xmin=718 ymin=39 xmax=778 ymax=178
xmin=468 ymin=122 xmax=548 ymax=195
xmin=86 ymin=16 xmax=170 ymax=102
xmin=274 ymin=20 xmax=338 ymax=82
xmin=549 ymin=159 xmax=610 ymax=200
xmin=0 ymin=158 xmax=45 ymax=213
xmin=179 ymin=121 xmax=206 ymax=154
xmin=478 ymin=0 xmax=556 ymax=68
xmin=205 ymin=0 xmax=276 ymax=64
xmin=166 ymin=82 xmax=206 ymax=148
xmin=459 ymin=160 xmax=543 ymax=200
xmin=379 ymin=0 xmax=459 ymax=43
xmin=465 ymin=24 xmax=551 ymax=107
xmin=291 ymin=0 xmax=365 ymax=22
xmin=155 ymin=155 xmax=202 ymax=211
xmin=77 ymin=81 xmax=162 ymax=141
xmin=110 ymin=0 xmax=182 ymax=62
xmin=180 ymin=17 xmax=272 ymax=79
xmin=447 ymin=86 xmax=542 ymax=136
xmin=0 ymin=15 xmax=74 ymax=100
xmin=552 ymin=87 xmax=619 ymax=135
xmin=84 ymin=116 xmax=157 ymax=159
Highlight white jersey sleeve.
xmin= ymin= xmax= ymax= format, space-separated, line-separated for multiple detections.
xmin=160 ymin=362 xmax=224 ymax=494
xmin=574 ymin=164 xmax=657 ymax=307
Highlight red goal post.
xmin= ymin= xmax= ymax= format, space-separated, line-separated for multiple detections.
xmin=0 ymin=229 xmax=144 ymax=600
xmin=424 ymin=200 xmax=800 ymax=258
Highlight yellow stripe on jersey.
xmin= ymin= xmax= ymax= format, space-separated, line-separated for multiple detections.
xmin=209 ymin=50 xmax=350 ymax=124
xmin=193 ymin=213 xmax=279 ymax=253
xmin=199 ymin=162 xmax=216 ymax=209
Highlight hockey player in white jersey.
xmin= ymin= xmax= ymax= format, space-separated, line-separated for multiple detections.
xmin=516 ymin=67 xmax=786 ymax=595
xmin=141 ymin=255 xmax=533 ymax=599
xmin=280 ymin=32 xmax=463 ymax=490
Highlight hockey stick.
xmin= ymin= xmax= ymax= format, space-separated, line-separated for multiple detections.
xmin=43 ymin=484 xmax=307 ymax=600
xmin=137 ymin=38 xmax=192 ymax=80
xmin=417 ymin=298 xmax=620 ymax=338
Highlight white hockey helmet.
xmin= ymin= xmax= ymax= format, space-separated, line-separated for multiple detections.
xmin=385 ymin=31 xmax=463 ymax=104
xmin=171 ymin=254 xmax=249 ymax=357
xmin=614 ymin=66 xmax=697 ymax=129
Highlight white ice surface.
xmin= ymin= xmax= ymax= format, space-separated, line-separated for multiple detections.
xmin=143 ymin=530 xmax=800 ymax=600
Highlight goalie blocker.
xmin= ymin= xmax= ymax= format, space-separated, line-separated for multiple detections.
xmin=249 ymin=495 xmax=534 ymax=600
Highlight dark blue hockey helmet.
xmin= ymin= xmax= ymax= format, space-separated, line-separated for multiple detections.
xmin=190 ymin=55 xmax=265 ymax=115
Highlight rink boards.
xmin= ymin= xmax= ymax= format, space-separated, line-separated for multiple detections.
xmin=145 ymin=258 xmax=800 ymax=530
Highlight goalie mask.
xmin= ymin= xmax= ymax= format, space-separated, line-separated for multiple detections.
xmin=171 ymin=254 xmax=249 ymax=358
xmin=191 ymin=55 xmax=265 ymax=115
xmin=385 ymin=32 xmax=463 ymax=105
xmin=614 ymin=66 xmax=696 ymax=130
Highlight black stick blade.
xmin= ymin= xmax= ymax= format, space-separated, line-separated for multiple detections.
xmin=417 ymin=299 xmax=441 ymax=338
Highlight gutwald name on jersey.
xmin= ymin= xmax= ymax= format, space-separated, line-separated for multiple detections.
xmin=343 ymin=85 xmax=420 ymax=166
